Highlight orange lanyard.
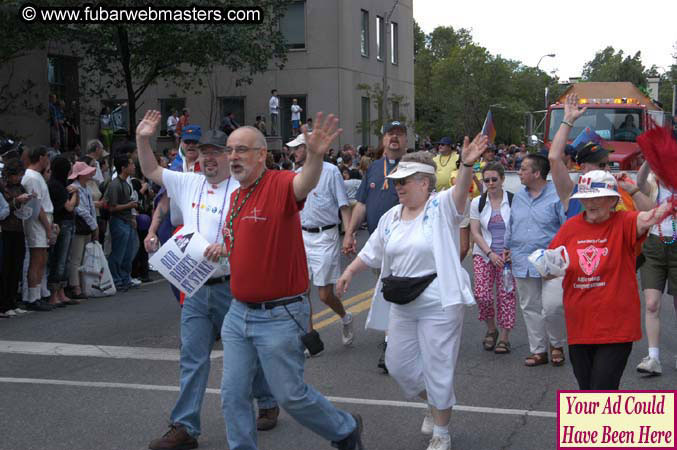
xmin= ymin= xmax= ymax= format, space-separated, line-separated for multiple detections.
xmin=382 ymin=159 xmax=397 ymax=190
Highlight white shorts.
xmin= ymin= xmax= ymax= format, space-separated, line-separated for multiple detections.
xmin=23 ymin=215 xmax=51 ymax=248
xmin=303 ymin=226 xmax=341 ymax=287
xmin=385 ymin=283 xmax=465 ymax=410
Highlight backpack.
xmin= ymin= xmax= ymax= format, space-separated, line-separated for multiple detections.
xmin=478 ymin=191 xmax=513 ymax=213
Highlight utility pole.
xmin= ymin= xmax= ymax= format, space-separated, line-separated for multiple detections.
xmin=381 ymin=0 xmax=399 ymax=130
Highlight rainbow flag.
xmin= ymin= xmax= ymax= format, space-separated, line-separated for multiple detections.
xmin=482 ymin=110 xmax=496 ymax=144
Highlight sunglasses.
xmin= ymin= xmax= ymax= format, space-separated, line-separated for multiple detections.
xmin=394 ymin=176 xmax=421 ymax=186
xmin=597 ymin=161 xmax=610 ymax=169
xmin=483 ymin=177 xmax=499 ymax=183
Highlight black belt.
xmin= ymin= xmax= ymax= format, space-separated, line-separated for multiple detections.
xmin=243 ymin=296 xmax=303 ymax=310
xmin=204 ymin=275 xmax=230 ymax=285
xmin=301 ymin=224 xmax=337 ymax=233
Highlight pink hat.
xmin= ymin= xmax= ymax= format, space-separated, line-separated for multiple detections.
xmin=69 ymin=161 xmax=96 ymax=180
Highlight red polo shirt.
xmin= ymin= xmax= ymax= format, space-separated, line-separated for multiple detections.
xmin=225 ymin=170 xmax=309 ymax=302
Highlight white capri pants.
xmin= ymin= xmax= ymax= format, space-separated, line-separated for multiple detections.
xmin=385 ymin=287 xmax=465 ymax=410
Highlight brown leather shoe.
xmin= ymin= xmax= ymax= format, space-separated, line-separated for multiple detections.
xmin=256 ymin=406 xmax=279 ymax=431
xmin=148 ymin=424 xmax=198 ymax=450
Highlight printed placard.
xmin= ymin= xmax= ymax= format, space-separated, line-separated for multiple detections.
xmin=149 ymin=227 xmax=217 ymax=296
xmin=558 ymin=390 xmax=676 ymax=449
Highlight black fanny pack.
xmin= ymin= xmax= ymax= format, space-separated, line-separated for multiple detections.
xmin=381 ymin=273 xmax=437 ymax=305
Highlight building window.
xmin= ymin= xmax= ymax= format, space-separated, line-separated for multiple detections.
xmin=376 ymin=15 xmax=384 ymax=61
xmin=280 ymin=1 xmax=305 ymax=49
xmin=361 ymin=96 xmax=370 ymax=147
xmin=390 ymin=22 xmax=398 ymax=65
xmin=392 ymin=101 xmax=400 ymax=121
xmin=101 ymin=100 xmax=128 ymax=132
xmin=48 ymin=56 xmax=66 ymax=101
xmin=159 ymin=98 xmax=185 ymax=136
xmin=220 ymin=96 xmax=246 ymax=127
xmin=360 ymin=10 xmax=369 ymax=57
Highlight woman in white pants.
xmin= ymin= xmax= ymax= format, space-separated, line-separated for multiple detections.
xmin=337 ymin=134 xmax=487 ymax=450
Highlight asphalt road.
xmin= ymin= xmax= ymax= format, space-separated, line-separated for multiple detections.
xmin=1 ymin=232 xmax=675 ymax=450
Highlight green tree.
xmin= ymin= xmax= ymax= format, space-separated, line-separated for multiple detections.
xmin=582 ymin=46 xmax=648 ymax=87
xmin=51 ymin=0 xmax=293 ymax=136
xmin=355 ymin=82 xmax=410 ymax=139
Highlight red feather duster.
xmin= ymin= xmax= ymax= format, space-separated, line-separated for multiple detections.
xmin=637 ymin=125 xmax=677 ymax=191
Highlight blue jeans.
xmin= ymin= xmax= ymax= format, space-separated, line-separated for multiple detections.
xmin=47 ymin=220 xmax=74 ymax=287
xmin=220 ymin=298 xmax=356 ymax=450
xmin=170 ymin=281 xmax=276 ymax=438
xmin=107 ymin=217 xmax=135 ymax=286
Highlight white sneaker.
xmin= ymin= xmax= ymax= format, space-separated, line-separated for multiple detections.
xmin=5 ymin=309 xmax=17 ymax=317
xmin=637 ymin=356 xmax=662 ymax=375
xmin=341 ymin=312 xmax=354 ymax=346
xmin=130 ymin=278 xmax=142 ymax=287
xmin=13 ymin=308 xmax=29 ymax=314
xmin=426 ymin=435 xmax=451 ymax=450
xmin=421 ymin=410 xmax=434 ymax=435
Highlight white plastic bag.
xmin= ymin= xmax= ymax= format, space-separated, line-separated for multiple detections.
xmin=80 ymin=242 xmax=116 ymax=297
xmin=528 ymin=246 xmax=570 ymax=277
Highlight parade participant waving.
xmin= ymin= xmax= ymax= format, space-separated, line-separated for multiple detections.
xmin=136 ymin=110 xmax=277 ymax=450
xmin=220 ymin=114 xmax=365 ymax=450
xmin=337 ymin=133 xmax=488 ymax=450
xmin=548 ymin=171 xmax=675 ymax=390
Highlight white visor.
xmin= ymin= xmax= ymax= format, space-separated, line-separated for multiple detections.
xmin=386 ymin=161 xmax=435 ymax=179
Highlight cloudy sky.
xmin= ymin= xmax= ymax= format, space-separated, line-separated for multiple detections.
xmin=413 ymin=0 xmax=677 ymax=81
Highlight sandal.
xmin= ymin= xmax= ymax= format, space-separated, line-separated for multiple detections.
xmin=524 ymin=352 xmax=548 ymax=367
xmin=483 ymin=330 xmax=499 ymax=351
xmin=550 ymin=346 xmax=566 ymax=366
xmin=494 ymin=341 xmax=511 ymax=354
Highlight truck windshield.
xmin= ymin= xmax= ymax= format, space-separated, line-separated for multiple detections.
xmin=549 ymin=108 xmax=643 ymax=143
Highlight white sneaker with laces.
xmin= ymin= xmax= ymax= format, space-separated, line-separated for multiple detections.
xmin=421 ymin=410 xmax=434 ymax=435
xmin=426 ymin=435 xmax=451 ymax=450
xmin=636 ymin=355 xmax=662 ymax=375
xmin=341 ymin=312 xmax=354 ymax=346
xmin=130 ymin=278 xmax=142 ymax=287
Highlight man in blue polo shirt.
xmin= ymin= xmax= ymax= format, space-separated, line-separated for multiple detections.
xmin=343 ymin=120 xmax=407 ymax=372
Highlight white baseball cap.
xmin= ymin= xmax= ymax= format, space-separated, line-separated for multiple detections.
xmin=286 ymin=134 xmax=306 ymax=148
xmin=570 ymin=170 xmax=620 ymax=199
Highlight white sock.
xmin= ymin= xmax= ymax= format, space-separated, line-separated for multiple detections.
xmin=341 ymin=312 xmax=352 ymax=324
xmin=433 ymin=425 xmax=449 ymax=438
xmin=384 ymin=335 xmax=388 ymax=343
xmin=29 ymin=287 xmax=41 ymax=302
xmin=648 ymin=347 xmax=660 ymax=360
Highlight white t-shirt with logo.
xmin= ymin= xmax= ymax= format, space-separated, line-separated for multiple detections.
xmin=22 ymin=168 xmax=53 ymax=215
xmin=162 ymin=170 xmax=239 ymax=276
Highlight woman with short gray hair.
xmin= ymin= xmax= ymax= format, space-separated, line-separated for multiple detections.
xmin=338 ymin=136 xmax=488 ymax=450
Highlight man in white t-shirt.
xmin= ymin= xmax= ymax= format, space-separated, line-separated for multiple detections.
xmin=166 ymin=109 xmax=179 ymax=138
xmin=291 ymin=98 xmax=303 ymax=137
xmin=288 ymin=133 xmax=354 ymax=346
xmin=269 ymin=89 xmax=279 ymax=136
xmin=21 ymin=146 xmax=55 ymax=311
xmin=136 ymin=111 xmax=278 ymax=450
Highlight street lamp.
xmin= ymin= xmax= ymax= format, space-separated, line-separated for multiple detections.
xmin=536 ymin=53 xmax=556 ymax=70
xmin=536 ymin=54 xmax=556 ymax=108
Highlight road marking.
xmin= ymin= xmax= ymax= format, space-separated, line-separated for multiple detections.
xmin=0 ymin=340 xmax=222 ymax=361
xmin=312 ymin=289 xmax=373 ymax=321
xmin=0 ymin=377 xmax=556 ymax=418
xmin=314 ymin=298 xmax=372 ymax=330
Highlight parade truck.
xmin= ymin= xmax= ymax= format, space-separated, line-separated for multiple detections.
xmin=538 ymin=82 xmax=668 ymax=170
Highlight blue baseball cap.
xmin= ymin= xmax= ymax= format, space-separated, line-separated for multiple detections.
xmin=437 ymin=136 xmax=453 ymax=146
xmin=181 ymin=125 xmax=202 ymax=142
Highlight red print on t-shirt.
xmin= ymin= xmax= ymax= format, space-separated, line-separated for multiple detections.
xmin=576 ymin=245 xmax=608 ymax=276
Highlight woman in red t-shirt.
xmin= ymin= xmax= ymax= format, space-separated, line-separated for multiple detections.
xmin=549 ymin=170 xmax=675 ymax=390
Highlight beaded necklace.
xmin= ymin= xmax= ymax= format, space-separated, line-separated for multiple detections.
xmin=437 ymin=153 xmax=453 ymax=168
xmin=224 ymin=171 xmax=266 ymax=257
xmin=656 ymin=185 xmax=676 ymax=245
xmin=195 ymin=177 xmax=230 ymax=244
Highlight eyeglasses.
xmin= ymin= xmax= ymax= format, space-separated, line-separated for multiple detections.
xmin=225 ymin=146 xmax=261 ymax=155
xmin=597 ymin=161 xmax=610 ymax=169
xmin=483 ymin=177 xmax=499 ymax=183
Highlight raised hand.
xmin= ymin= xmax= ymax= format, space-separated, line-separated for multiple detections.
xmin=461 ymin=133 xmax=489 ymax=165
xmin=304 ymin=112 xmax=342 ymax=157
xmin=563 ymin=94 xmax=587 ymax=123
xmin=137 ymin=110 xmax=162 ymax=139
